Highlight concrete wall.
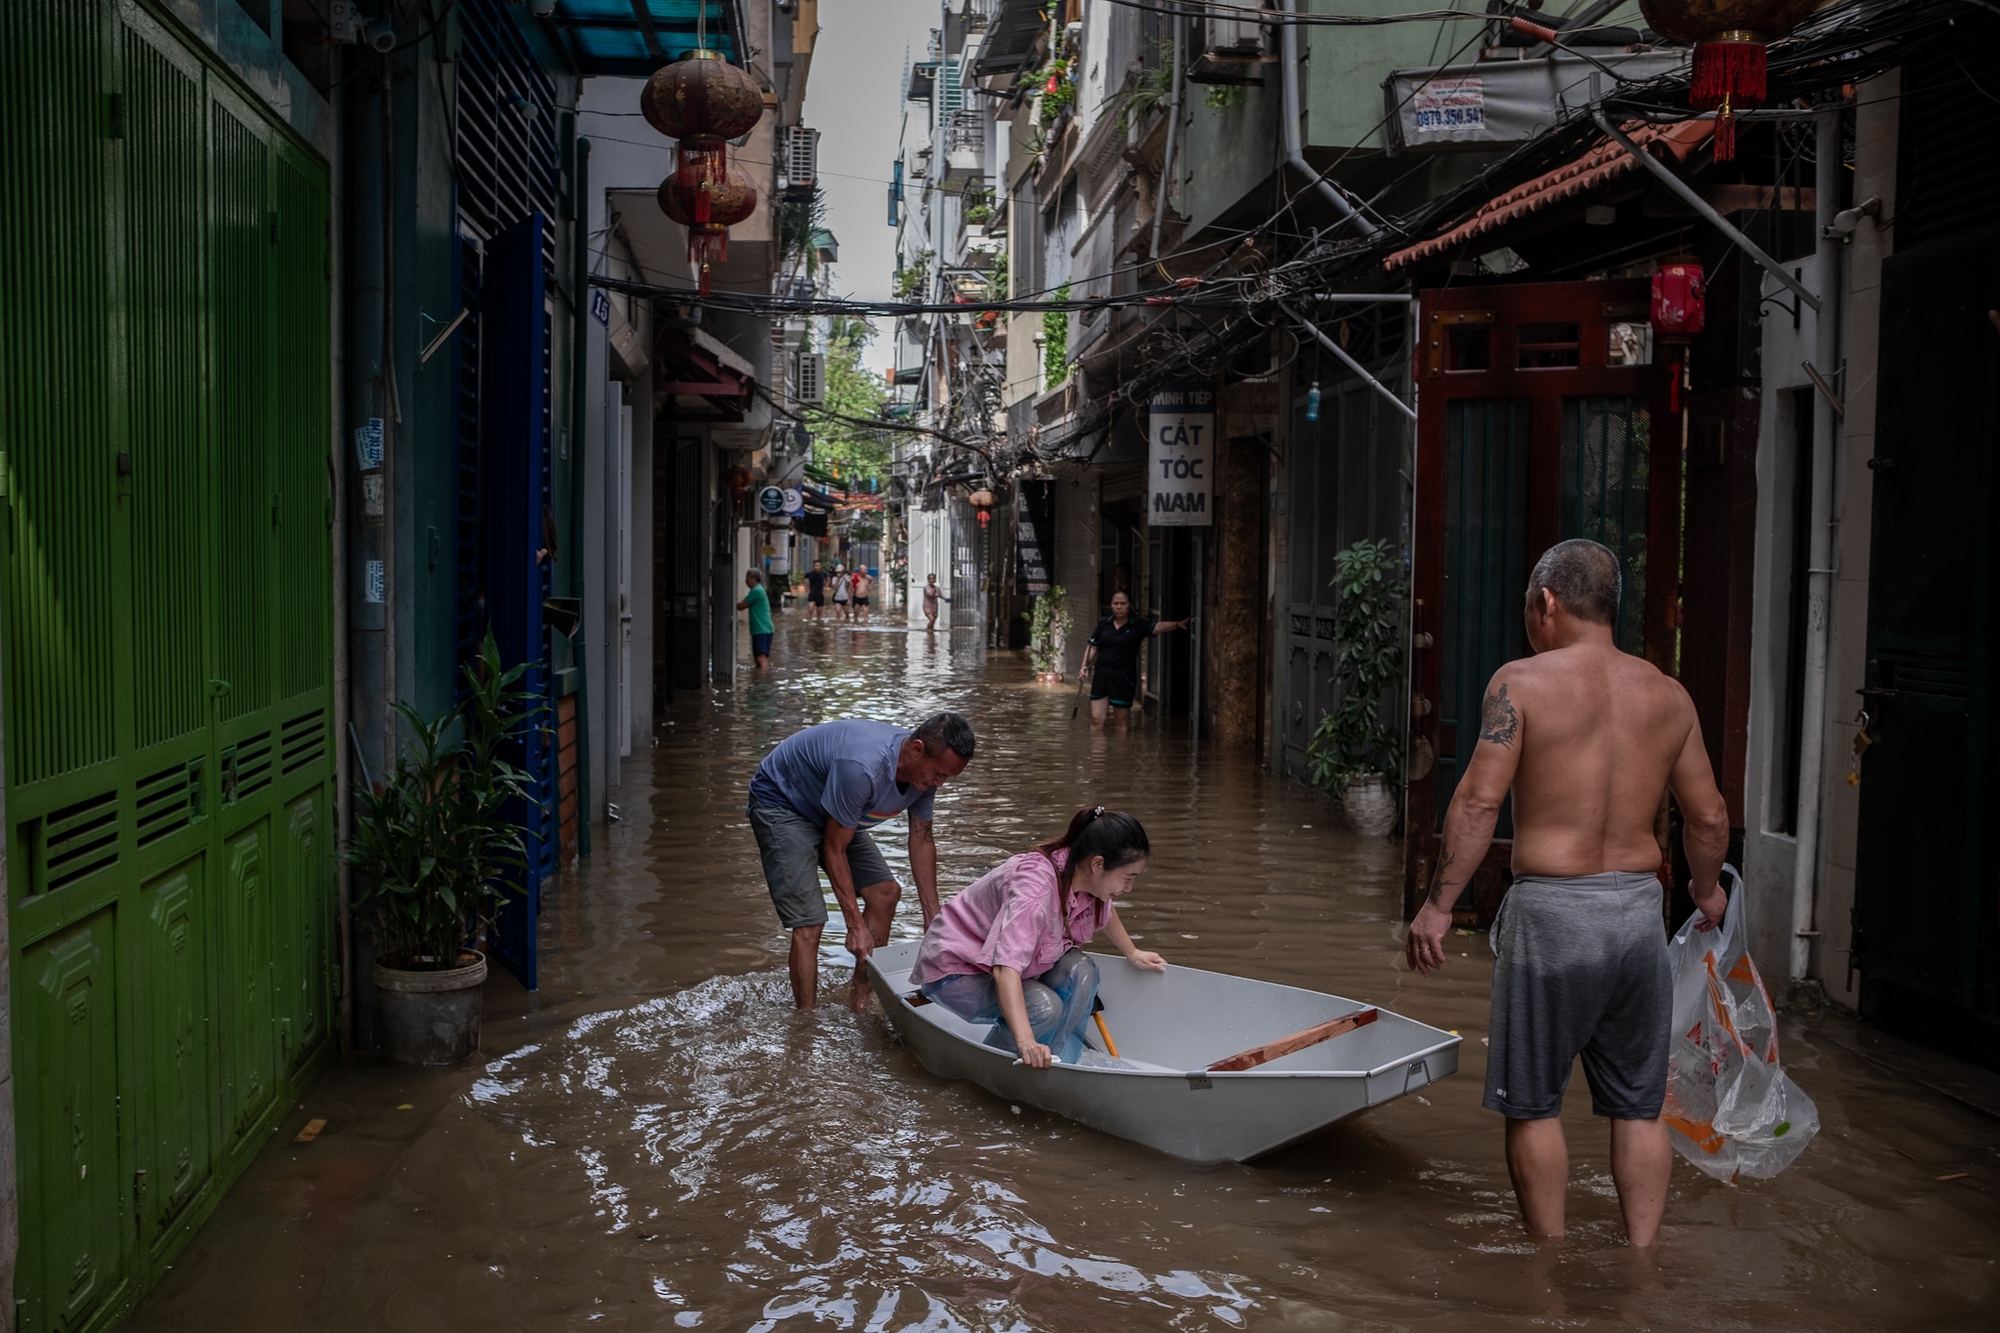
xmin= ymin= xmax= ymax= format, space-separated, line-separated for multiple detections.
xmin=1740 ymin=77 xmax=1898 ymax=1003
xmin=1814 ymin=73 xmax=1899 ymax=1008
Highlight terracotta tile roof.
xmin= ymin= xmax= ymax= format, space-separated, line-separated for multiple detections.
xmin=1383 ymin=119 xmax=1714 ymax=271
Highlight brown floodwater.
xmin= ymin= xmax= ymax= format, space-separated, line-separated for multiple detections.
xmin=127 ymin=619 xmax=2000 ymax=1330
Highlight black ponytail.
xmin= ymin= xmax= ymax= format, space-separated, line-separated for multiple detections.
xmin=1034 ymin=806 xmax=1151 ymax=908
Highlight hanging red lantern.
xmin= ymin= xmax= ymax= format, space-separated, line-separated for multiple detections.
xmin=1650 ymin=262 xmax=1705 ymax=414
xmin=723 ymin=464 xmax=754 ymax=503
xmin=639 ymin=49 xmax=766 ymax=271
xmin=657 ymin=169 xmax=758 ymax=296
xmin=967 ymin=487 xmax=996 ymax=530
xmin=1638 ymin=0 xmax=1818 ymax=162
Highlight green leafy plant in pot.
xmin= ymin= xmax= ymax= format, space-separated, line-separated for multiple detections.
xmin=347 ymin=630 xmax=543 ymax=1064
xmin=1307 ymin=539 xmax=1406 ymax=837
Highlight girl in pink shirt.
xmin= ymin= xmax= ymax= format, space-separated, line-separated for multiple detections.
xmin=909 ymin=807 xmax=1165 ymax=1067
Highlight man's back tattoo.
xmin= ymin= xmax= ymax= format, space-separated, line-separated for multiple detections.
xmin=1480 ymin=683 xmax=1519 ymax=747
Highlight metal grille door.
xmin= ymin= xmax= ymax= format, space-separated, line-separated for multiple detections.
xmin=2 ymin=3 xmax=335 ymax=1325
xmin=1560 ymin=396 xmax=1651 ymax=655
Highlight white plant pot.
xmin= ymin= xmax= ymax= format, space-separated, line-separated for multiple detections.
xmin=1343 ymin=772 xmax=1399 ymax=838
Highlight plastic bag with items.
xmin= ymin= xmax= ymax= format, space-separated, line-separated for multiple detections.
xmin=1662 ymin=865 xmax=1819 ymax=1182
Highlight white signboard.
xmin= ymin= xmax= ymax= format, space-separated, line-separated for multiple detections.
xmin=1148 ymin=382 xmax=1215 ymax=527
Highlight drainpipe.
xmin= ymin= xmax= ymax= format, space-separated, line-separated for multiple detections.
xmin=1149 ymin=14 xmax=1185 ymax=259
xmin=1789 ymin=109 xmax=1843 ymax=980
xmin=570 ymin=136 xmax=594 ymax=854
xmin=1278 ymin=0 xmax=1377 ymax=240
xmin=1280 ymin=301 xmax=1416 ymax=423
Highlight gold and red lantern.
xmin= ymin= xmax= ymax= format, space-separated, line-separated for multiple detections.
xmin=641 ymin=48 xmax=767 ymax=292
xmin=1639 ymin=0 xmax=1818 ymax=161
xmin=657 ymin=169 xmax=758 ymax=296
xmin=967 ymin=487 xmax=996 ymax=530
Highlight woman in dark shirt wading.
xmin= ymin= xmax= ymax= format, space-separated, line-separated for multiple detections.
xmin=1081 ymin=590 xmax=1188 ymax=729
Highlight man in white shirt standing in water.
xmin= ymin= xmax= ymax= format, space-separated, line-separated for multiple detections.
xmin=1406 ymin=539 xmax=1731 ymax=1248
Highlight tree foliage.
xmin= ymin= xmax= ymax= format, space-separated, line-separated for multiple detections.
xmin=811 ymin=315 xmax=892 ymax=484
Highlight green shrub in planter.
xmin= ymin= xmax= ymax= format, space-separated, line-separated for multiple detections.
xmin=1307 ymin=539 xmax=1406 ymax=796
xmin=347 ymin=631 xmax=543 ymax=969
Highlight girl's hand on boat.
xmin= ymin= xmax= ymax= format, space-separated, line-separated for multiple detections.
xmin=1017 ymin=1040 xmax=1054 ymax=1069
xmin=1125 ymin=950 xmax=1167 ymax=972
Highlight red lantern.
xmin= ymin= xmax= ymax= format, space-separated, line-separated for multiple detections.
xmin=1651 ymin=262 xmax=1704 ymax=413
xmin=967 ymin=487 xmax=996 ymax=530
xmin=723 ymin=465 xmax=754 ymax=503
xmin=1650 ymin=263 xmax=1706 ymax=339
xmin=1639 ymin=0 xmax=1818 ymax=161
xmin=657 ymin=170 xmax=758 ymax=296
xmin=639 ymin=49 xmax=766 ymax=284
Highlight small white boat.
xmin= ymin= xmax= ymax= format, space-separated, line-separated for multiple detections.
xmin=867 ymin=941 xmax=1462 ymax=1163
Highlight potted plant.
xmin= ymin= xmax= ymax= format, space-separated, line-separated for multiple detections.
xmin=347 ymin=631 xmax=541 ymax=1065
xmin=1307 ymin=539 xmax=1406 ymax=837
xmin=1029 ymin=585 xmax=1071 ymax=681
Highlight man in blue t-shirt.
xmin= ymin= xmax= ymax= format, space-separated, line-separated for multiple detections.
xmin=748 ymin=712 xmax=977 ymax=1008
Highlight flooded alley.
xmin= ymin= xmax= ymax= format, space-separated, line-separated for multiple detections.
xmin=124 ymin=622 xmax=2000 ymax=1331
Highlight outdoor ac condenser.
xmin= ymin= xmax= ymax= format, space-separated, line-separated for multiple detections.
xmin=795 ymin=352 xmax=825 ymax=406
xmin=1188 ymin=11 xmax=1271 ymax=85
xmin=782 ymin=127 xmax=820 ymax=202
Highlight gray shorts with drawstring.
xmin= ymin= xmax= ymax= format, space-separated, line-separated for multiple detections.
xmin=1483 ymin=871 xmax=1671 ymax=1121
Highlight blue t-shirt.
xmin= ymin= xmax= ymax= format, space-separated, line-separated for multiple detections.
xmin=747 ymin=719 xmax=937 ymax=830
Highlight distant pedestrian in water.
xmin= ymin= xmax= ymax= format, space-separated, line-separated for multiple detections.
xmin=804 ymin=560 xmax=827 ymax=621
xmin=1406 ymin=539 xmax=1730 ymax=1248
xmin=1082 ymin=591 xmax=1188 ymax=729
xmin=909 ymin=807 xmax=1165 ymax=1068
xmin=831 ymin=563 xmax=853 ymax=620
xmin=922 ymin=573 xmax=950 ymax=630
xmin=736 ymin=570 xmax=773 ymax=670
xmin=851 ymin=568 xmax=873 ymax=622
xmin=748 ymin=712 xmax=976 ymax=1009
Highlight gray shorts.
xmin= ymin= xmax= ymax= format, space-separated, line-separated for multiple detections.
xmin=747 ymin=802 xmax=896 ymax=929
xmin=1484 ymin=871 xmax=1671 ymax=1121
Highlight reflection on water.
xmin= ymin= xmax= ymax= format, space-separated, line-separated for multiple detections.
xmin=127 ymin=618 xmax=2000 ymax=1330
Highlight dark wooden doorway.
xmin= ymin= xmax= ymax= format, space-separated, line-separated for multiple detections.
xmin=1405 ymin=279 xmax=1679 ymax=922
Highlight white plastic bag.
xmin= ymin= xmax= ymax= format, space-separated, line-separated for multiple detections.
xmin=1662 ymin=865 xmax=1820 ymax=1182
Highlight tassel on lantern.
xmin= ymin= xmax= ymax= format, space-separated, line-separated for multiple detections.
xmin=675 ymin=137 xmax=728 ymax=192
xmin=689 ymin=224 xmax=731 ymax=297
xmin=1690 ymin=30 xmax=1767 ymax=162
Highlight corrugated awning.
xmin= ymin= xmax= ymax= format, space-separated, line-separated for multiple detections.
xmin=1382 ymin=119 xmax=1713 ymax=271
xmin=539 ymin=0 xmax=744 ymax=76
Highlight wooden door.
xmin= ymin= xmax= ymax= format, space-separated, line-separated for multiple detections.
xmin=1405 ymin=280 xmax=1678 ymax=922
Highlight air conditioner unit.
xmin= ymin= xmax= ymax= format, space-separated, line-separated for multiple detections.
xmin=1188 ymin=11 xmax=1272 ymax=85
xmin=795 ymin=352 xmax=826 ymax=405
xmin=782 ymin=126 xmax=819 ymax=202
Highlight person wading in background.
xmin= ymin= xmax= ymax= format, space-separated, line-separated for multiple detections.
xmin=804 ymin=560 xmax=827 ymax=622
xmin=1406 ymin=538 xmax=1730 ymax=1248
xmin=831 ymin=562 xmax=852 ymax=620
xmin=1081 ymin=590 xmax=1187 ymax=729
xmin=922 ymin=572 xmax=950 ymax=630
xmin=747 ymin=713 xmax=976 ymax=1009
xmin=736 ymin=570 xmax=774 ymax=671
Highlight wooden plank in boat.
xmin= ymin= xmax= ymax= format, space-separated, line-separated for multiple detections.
xmin=1206 ymin=1006 xmax=1379 ymax=1072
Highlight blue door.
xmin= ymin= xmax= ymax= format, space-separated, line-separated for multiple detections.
xmin=482 ymin=213 xmax=555 ymax=989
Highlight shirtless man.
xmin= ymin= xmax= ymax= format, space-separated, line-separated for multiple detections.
xmin=1406 ymin=539 xmax=1730 ymax=1248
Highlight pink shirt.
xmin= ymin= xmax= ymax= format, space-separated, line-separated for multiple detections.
xmin=909 ymin=849 xmax=1112 ymax=986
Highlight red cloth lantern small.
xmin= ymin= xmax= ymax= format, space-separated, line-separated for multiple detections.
xmin=1650 ymin=263 xmax=1706 ymax=339
xmin=1651 ymin=262 xmax=1704 ymax=413
xmin=1639 ymin=0 xmax=1818 ymax=161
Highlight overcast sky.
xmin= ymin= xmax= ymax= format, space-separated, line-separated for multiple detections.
xmin=803 ymin=0 xmax=938 ymax=372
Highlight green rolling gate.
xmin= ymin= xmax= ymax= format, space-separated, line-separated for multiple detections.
xmin=1 ymin=3 xmax=335 ymax=1328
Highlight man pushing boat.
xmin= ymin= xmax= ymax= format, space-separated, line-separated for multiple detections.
xmin=748 ymin=712 xmax=976 ymax=1009
xmin=1406 ymin=539 xmax=1731 ymax=1248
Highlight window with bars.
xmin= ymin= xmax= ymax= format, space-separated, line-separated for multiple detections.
xmin=455 ymin=0 xmax=559 ymax=268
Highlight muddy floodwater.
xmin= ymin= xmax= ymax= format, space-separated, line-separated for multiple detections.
xmin=128 ymin=621 xmax=2000 ymax=1330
